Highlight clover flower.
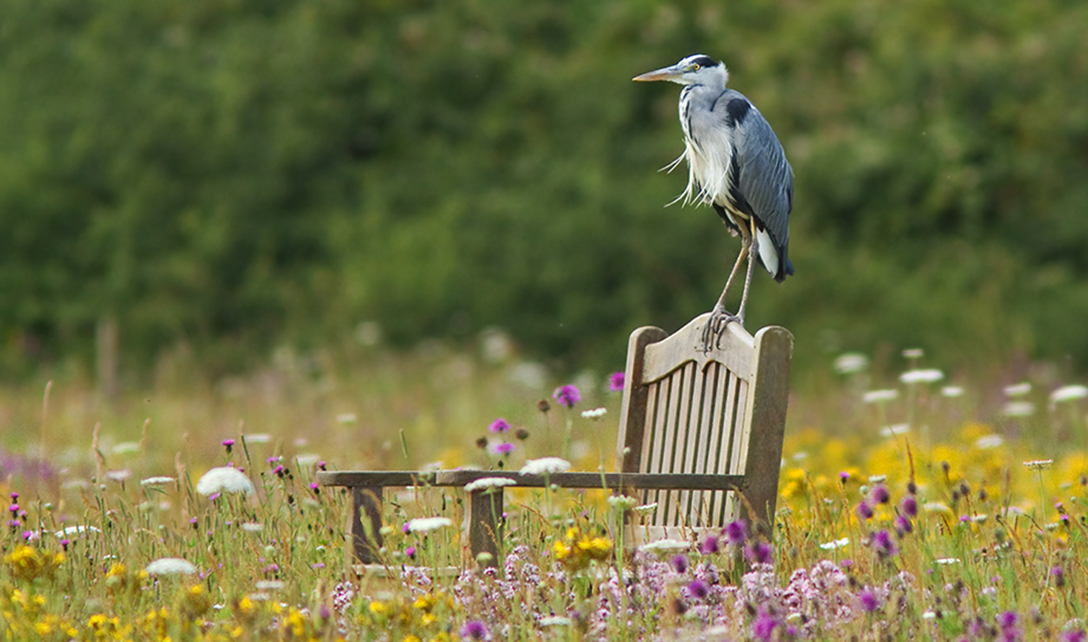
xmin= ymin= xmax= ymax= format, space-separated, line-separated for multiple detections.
xmin=552 ymin=385 xmax=581 ymax=409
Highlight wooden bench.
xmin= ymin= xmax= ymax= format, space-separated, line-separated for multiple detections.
xmin=318 ymin=313 xmax=792 ymax=566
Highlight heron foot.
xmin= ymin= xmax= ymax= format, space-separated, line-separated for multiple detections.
xmin=701 ymin=305 xmax=743 ymax=352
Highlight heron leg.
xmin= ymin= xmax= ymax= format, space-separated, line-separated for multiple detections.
xmin=714 ymin=241 xmax=749 ymax=313
xmin=702 ymin=234 xmax=751 ymax=351
xmin=734 ymin=227 xmax=760 ymax=325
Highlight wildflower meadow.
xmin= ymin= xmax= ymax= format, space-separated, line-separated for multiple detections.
xmin=4 ymin=343 xmax=1088 ymax=641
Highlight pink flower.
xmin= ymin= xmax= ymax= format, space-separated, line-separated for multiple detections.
xmin=488 ymin=418 xmax=511 ymax=433
xmin=609 ymin=372 xmax=625 ymax=391
xmin=552 ymin=385 xmax=581 ymax=409
xmin=491 ymin=442 xmax=515 ymax=456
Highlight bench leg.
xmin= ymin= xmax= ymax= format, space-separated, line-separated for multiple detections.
xmin=348 ymin=486 xmax=384 ymax=565
xmin=467 ymin=490 xmax=503 ymax=568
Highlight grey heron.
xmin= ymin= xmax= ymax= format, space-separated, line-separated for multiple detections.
xmin=634 ymin=54 xmax=793 ymax=344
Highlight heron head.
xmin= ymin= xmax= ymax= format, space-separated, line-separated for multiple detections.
xmin=633 ymin=54 xmax=727 ymax=86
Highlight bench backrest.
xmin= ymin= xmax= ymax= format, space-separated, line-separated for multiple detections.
xmin=616 ymin=313 xmax=792 ymax=537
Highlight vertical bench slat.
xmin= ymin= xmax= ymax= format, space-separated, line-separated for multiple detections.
xmin=666 ymin=362 xmax=697 ymax=527
xmin=467 ymin=490 xmax=503 ymax=564
xmin=348 ymin=486 xmax=385 ymax=565
xmin=691 ymin=361 xmax=718 ymax=528
xmin=655 ymin=366 xmax=684 ymax=525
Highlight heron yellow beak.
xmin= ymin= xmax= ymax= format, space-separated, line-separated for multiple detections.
xmin=632 ymin=65 xmax=682 ymax=82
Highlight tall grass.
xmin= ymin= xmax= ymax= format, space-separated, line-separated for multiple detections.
xmin=3 ymin=338 xmax=1088 ymax=640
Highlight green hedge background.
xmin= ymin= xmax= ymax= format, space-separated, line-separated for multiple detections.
xmin=2 ymin=0 xmax=1087 ymax=380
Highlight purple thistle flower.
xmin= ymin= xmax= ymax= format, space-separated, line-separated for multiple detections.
xmin=222 ymin=438 xmax=235 ymax=449
xmin=900 ymin=494 xmax=918 ymax=517
xmin=870 ymin=530 xmax=898 ymax=559
xmin=9 ymin=492 xmax=16 ymax=501
xmin=855 ymin=501 xmax=874 ymax=520
xmin=671 ymin=554 xmax=688 ymax=574
xmin=317 ymin=461 xmax=326 ymax=470
xmin=870 ymin=484 xmax=890 ymax=504
xmin=460 ymin=620 xmax=490 ymax=641
xmin=609 ymin=372 xmax=625 ymax=391
xmin=998 ymin=611 xmax=1021 ymax=642
xmin=267 ymin=456 xmax=279 ymax=465
xmin=686 ymin=580 xmax=709 ymax=600
xmin=405 ymin=546 xmax=416 ymax=559
xmin=859 ymin=588 xmax=879 ymax=613
xmin=699 ymin=533 xmax=720 ymax=555
xmin=894 ymin=515 xmax=913 ymax=537
xmin=724 ymin=519 xmax=748 ymax=546
xmin=490 ymin=441 xmax=515 ymax=456
xmin=272 ymin=465 xmax=285 ymax=477
xmin=745 ymin=541 xmax=773 ymax=565
xmin=839 ymin=471 xmax=851 ymax=484
xmin=488 ymin=418 xmax=511 ymax=433
xmin=752 ymin=607 xmax=779 ymax=641
xmin=1061 ymin=630 xmax=1088 ymax=642
xmin=7 ymin=504 xmax=18 ymax=514
xmin=552 ymin=385 xmax=581 ymax=409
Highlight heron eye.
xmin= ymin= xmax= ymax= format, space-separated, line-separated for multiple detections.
xmin=692 ymin=64 xmax=700 ymax=71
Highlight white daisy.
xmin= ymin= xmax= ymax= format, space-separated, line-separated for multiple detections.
xmin=146 ymin=557 xmax=198 ymax=575
xmin=406 ymin=517 xmax=453 ymax=533
xmin=1051 ymin=385 xmax=1088 ymax=404
xmin=639 ymin=539 xmax=690 ymax=554
xmin=520 ymin=457 xmax=572 ymax=476
xmin=464 ymin=477 xmax=516 ymax=493
xmin=195 ymin=467 xmax=255 ymax=496
xmin=900 ymin=369 xmax=944 ymax=384
xmin=863 ymin=389 xmax=899 ymax=404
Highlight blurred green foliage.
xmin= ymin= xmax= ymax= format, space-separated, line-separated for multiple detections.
xmin=2 ymin=0 xmax=1087 ymax=379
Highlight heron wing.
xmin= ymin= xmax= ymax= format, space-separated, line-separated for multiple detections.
xmin=723 ymin=94 xmax=793 ymax=258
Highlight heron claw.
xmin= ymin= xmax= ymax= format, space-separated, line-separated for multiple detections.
xmin=701 ymin=306 xmax=742 ymax=352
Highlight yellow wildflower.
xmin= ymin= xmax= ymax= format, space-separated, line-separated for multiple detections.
xmin=369 ymin=601 xmax=388 ymax=615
